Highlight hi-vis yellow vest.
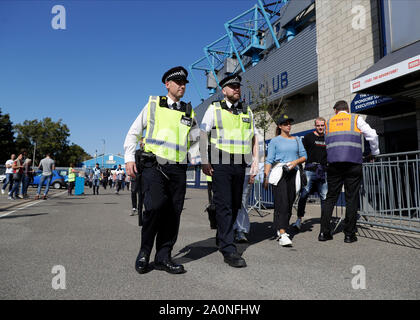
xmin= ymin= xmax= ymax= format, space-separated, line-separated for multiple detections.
xmin=210 ymin=101 xmax=254 ymax=154
xmin=68 ymin=167 xmax=76 ymax=182
xmin=144 ymin=96 xmax=195 ymax=162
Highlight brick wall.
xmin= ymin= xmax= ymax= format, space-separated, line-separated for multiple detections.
xmin=316 ymin=0 xmax=381 ymax=120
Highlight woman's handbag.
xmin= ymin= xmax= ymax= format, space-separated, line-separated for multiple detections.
xmin=13 ymin=172 xmax=22 ymax=181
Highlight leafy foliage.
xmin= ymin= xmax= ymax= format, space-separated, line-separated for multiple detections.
xmin=13 ymin=117 xmax=90 ymax=167
xmin=0 ymin=108 xmax=16 ymax=163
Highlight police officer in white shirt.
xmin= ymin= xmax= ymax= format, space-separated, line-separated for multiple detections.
xmin=124 ymin=66 xmax=199 ymax=275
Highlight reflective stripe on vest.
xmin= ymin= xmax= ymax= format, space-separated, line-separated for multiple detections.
xmin=143 ymin=96 xmax=194 ymax=162
xmin=209 ymin=102 xmax=254 ymax=154
xmin=325 ymin=113 xmax=362 ymax=164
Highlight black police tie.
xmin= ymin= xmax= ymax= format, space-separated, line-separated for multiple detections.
xmin=171 ymin=103 xmax=178 ymax=110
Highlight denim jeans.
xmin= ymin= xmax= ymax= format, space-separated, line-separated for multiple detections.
xmin=37 ymin=174 xmax=52 ymax=195
xmin=2 ymin=173 xmax=13 ymax=192
xmin=21 ymin=175 xmax=31 ymax=195
xmin=9 ymin=177 xmax=22 ymax=198
xmin=297 ymin=170 xmax=328 ymax=218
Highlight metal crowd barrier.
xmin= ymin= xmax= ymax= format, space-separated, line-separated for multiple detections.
xmin=247 ymin=181 xmax=274 ymax=217
xmin=190 ymin=151 xmax=420 ymax=234
xmin=358 ymin=151 xmax=420 ymax=233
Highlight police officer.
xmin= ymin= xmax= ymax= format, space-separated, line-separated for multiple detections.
xmin=124 ymin=66 xmax=199 ymax=274
xmin=200 ymin=74 xmax=258 ymax=268
xmin=319 ymin=100 xmax=379 ymax=243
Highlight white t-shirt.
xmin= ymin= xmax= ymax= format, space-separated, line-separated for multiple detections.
xmin=5 ymin=159 xmax=14 ymax=174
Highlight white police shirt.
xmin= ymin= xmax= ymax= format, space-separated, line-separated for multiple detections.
xmin=124 ymin=95 xmax=200 ymax=163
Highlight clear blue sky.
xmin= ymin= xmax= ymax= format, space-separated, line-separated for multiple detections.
xmin=0 ymin=0 xmax=257 ymax=157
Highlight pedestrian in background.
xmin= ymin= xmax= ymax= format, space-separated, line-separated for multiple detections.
xmin=293 ymin=117 xmax=328 ymax=230
xmin=264 ymin=115 xmax=307 ymax=247
xmin=2 ymin=154 xmax=16 ymax=195
xmin=35 ymin=153 xmax=55 ymax=200
xmin=21 ymin=158 xmax=33 ymax=198
xmin=8 ymin=152 xmax=24 ymax=200
xmin=68 ymin=163 xmax=77 ymax=196
xmin=102 ymin=169 xmax=109 ymax=189
xmin=92 ymin=163 xmax=101 ymax=195
xmin=319 ymin=100 xmax=379 ymax=243
xmin=233 ymin=128 xmax=262 ymax=243
xmin=115 ymin=164 xmax=124 ymax=194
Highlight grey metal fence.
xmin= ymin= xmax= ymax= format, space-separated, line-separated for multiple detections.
xmin=192 ymin=151 xmax=420 ymax=234
xmin=358 ymin=151 xmax=420 ymax=233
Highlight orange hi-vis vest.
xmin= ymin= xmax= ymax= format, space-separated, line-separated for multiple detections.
xmin=325 ymin=112 xmax=363 ymax=164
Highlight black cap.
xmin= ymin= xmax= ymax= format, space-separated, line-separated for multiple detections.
xmin=276 ymin=114 xmax=294 ymax=125
xmin=219 ymin=74 xmax=242 ymax=88
xmin=162 ymin=66 xmax=189 ymax=84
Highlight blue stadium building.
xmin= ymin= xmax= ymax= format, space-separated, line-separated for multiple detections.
xmin=81 ymin=154 xmax=125 ymax=170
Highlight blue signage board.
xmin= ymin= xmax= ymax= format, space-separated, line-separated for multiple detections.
xmin=351 ymin=94 xmax=394 ymax=113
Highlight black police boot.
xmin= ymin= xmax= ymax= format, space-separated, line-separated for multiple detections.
xmin=344 ymin=234 xmax=358 ymax=243
xmin=318 ymin=232 xmax=333 ymax=241
xmin=135 ymin=251 xmax=150 ymax=274
xmin=154 ymin=259 xmax=186 ymax=274
xmin=223 ymin=252 xmax=247 ymax=268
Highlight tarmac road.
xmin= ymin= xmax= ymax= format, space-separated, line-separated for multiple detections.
xmin=0 ymin=186 xmax=419 ymax=300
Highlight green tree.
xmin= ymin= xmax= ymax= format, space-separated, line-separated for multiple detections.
xmin=246 ymin=79 xmax=285 ymax=151
xmin=63 ymin=144 xmax=91 ymax=167
xmin=0 ymin=108 xmax=16 ymax=163
xmin=14 ymin=117 xmax=89 ymax=167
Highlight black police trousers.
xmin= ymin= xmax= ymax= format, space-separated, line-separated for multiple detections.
xmin=140 ymin=164 xmax=187 ymax=263
xmin=212 ymin=164 xmax=245 ymax=255
xmin=131 ymin=176 xmax=144 ymax=226
xmin=320 ymin=162 xmax=362 ymax=236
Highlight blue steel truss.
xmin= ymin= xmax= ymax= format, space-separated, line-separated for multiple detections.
xmin=189 ymin=0 xmax=289 ymax=98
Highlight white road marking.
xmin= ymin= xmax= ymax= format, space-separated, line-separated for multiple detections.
xmin=0 ymin=191 xmax=67 ymax=219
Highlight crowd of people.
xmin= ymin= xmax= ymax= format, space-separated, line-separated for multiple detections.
xmin=2 ymin=66 xmax=380 ymax=275
xmin=68 ymin=163 xmax=143 ymax=218
xmin=1 ymin=151 xmax=55 ymax=200
xmin=123 ymin=66 xmax=379 ymax=275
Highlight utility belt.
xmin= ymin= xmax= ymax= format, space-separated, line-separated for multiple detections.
xmin=135 ymin=149 xmax=187 ymax=181
xmin=135 ymin=149 xmax=157 ymax=172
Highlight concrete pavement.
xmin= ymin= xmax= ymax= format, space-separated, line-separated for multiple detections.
xmin=0 ymin=185 xmax=419 ymax=300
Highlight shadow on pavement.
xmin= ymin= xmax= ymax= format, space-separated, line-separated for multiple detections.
xmin=357 ymin=227 xmax=420 ymax=249
xmin=175 ymin=221 xmax=297 ymax=263
xmin=173 ymin=237 xmax=219 ymax=264
xmin=0 ymin=213 xmax=48 ymax=220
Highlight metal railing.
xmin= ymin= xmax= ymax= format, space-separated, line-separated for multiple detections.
xmin=358 ymin=151 xmax=420 ymax=233
xmin=191 ymin=151 xmax=420 ymax=233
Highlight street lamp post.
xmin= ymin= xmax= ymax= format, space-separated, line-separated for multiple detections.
xmin=32 ymin=141 xmax=36 ymax=171
xmin=101 ymin=139 xmax=105 ymax=168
